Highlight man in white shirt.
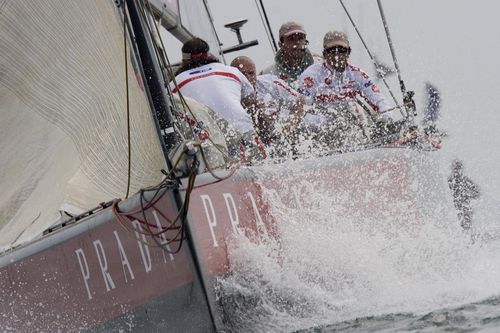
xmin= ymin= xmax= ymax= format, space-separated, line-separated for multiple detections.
xmin=231 ymin=56 xmax=304 ymax=155
xmin=298 ymin=31 xmax=400 ymax=118
xmin=171 ymin=38 xmax=265 ymax=162
xmin=260 ymin=21 xmax=321 ymax=86
xmin=297 ymin=31 xmax=404 ymax=147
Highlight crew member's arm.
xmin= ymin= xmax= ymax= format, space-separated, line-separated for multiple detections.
xmin=282 ymin=96 xmax=305 ymax=136
xmin=355 ymin=70 xmax=402 ymax=121
xmin=239 ymin=73 xmax=259 ymax=120
xmin=296 ymin=71 xmax=317 ymax=105
xmin=241 ymin=93 xmax=258 ymax=115
xmin=295 ymin=68 xmax=329 ymax=130
xmin=271 ymin=78 xmax=305 ymax=134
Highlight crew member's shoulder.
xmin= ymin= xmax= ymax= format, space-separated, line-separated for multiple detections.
xmin=312 ymin=53 xmax=323 ymax=63
xmin=180 ymin=63 xmax=217 ymax=77
xmin=300 ymin=61 xmax=325 ymax=79
xmin=257 ymin=73 xmax=276 ymax=82
xmin=191 ymin=62 xmax=238 ymax=74
xmin=347 ymin=63 xmax=370 ymax=79
xmin=260 ymin=63 xmax=277 ymax=76
xmin=259 ymin=73 xmax=290 ymax=85
xmin=212 ymin=63 xmax=250 ymax=83
xmin=211 ymin=62 xmax=241 ymax=74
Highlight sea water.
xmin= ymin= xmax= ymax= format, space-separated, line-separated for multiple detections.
xmin=217 ymin=154 xmax=500 ymax=333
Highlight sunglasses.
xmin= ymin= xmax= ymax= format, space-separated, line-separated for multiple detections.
xmin=325 ymin=46 xmax=350 ymax=54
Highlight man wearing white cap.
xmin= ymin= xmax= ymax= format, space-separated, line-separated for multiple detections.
xmin=261 ymin=21 xmax=321 ymax=85
xmin=297 ymin=31 xmax=400 ymax=119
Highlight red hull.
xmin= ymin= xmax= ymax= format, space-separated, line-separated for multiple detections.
xmin=0 ymin=169 xmax=275 ymax=332
xmin=0 ymin=149 xmax=455 ymax=332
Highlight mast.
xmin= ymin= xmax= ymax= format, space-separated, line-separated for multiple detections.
xmin=255 ymin=0 xmax=278 ymax=53
xmin=124 ymin=0 xmax=219 ymax=331
xmin=124 ymin=0 xmax=178 ymax=160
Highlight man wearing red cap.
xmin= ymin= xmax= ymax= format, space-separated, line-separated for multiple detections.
xmin=298 ymin=31 xmax=399 ymax=117
xmin=261 ymin=21 xmax=320 ymax=85
xmin=295 ymin=31 xmax=404 ymax=147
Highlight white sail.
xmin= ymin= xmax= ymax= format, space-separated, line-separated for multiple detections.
xmin=0 ymin=0 xmax=165 ymax=249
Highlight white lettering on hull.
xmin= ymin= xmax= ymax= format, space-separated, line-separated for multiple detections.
xmin=73 ymin=189 xmax=270 ymax=301
xmin=292 ymin=186 xmax=304 ymax=210
xmin=223 ymin=193 xmax=241 ymax=235
xmin=152 ymin=210 xmax=175 ymax=262
xmin=93 ymin=240 xmax=116 ymax=292
xmin=75 ymin=248 xmax=92 ymax=300
xmin=132 ymin=220 xmax=152 ymax=273
xmin=201 ymin=194 xmax=219 ymax=247
xmin=113 ymin=231 xmax=135 ymax=283
xmin=247 ymin=191 xmax=265 ymax=228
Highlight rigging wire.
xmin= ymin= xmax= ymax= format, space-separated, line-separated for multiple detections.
xmin=376 ymin=0 xmax=405 ymax=97
xmin=376 ymin=0 xmax=416 ymax=119
xmin=202 ymin=0 xmax=226 ymax=63
xmin=337 ymin=0 xmax=403 ymax=118
xmin=377 ymin=0 xmax=406 ymax=96
xmin=140 ymin=0 xmax=228 ymax=152
xmin=254 ymin=0 xmax=278 ymax=54
xmin=105 ymin=12 xmax=250 ymax=328
xmin=122 ymin=2 xmax=132 ymax=199
xmin=111 ymin=117 xmax=239 ymax=253
xmin=112 ymin=140 xmax=238 ymax=250
xmin=143 ymin=0 xmax=245 ymax=175
xmin=140 ymin=171 xmax=191 ymax=254
xmin=111 ymin=115 xmax=218 ymax=332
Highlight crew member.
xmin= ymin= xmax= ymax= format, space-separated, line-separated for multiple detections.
xmin=298 ymin=31 xmax=400 ymax=118
xmin=261 ymin=21 xmax=321 ymax=85
xmin=231 ymin=56 xmax=305 ymax=156
xmin=297 ymin=31 xmax=404 ymax=147
xmin=171 ymin=38 xmax=265 ymax=162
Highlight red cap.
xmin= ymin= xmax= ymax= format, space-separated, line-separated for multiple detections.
xmin=323 ymin=31 xmax=350 ymax=49
xmin=279 ymin=21 xmax=306 ymax=39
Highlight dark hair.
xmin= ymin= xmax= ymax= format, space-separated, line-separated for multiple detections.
xmin=182 ymin=37 xmax=209 ymax=54
xmin=175 ymin=37 xmax=219 ymax=75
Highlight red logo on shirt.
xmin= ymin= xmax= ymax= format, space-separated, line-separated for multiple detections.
xmin=324 ymin=77 xmax=332 ymax=85
xmin=198 ymin=130 xmax=209 ymax=141
xmin=350 ymin=65 xmax=370 ymax=79
xmin=371 ymin=84 xmax=380 ymax=93
xmin=303 ymin=77 xmax=314 ymax=88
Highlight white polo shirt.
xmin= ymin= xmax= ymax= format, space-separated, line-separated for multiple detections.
xmin=255 ymin=74 xmax=299 ymax=117
xmin=297 ymin=61 xmax=401 ymax=121
xmin=256 ymin=74 xmax=328 ymax=129
xmin=171 ymin=62 xmax=255 ymax=133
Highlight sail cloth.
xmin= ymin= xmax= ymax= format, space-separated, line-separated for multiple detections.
xmin=0 ymin=1 xmax=165 ymax=249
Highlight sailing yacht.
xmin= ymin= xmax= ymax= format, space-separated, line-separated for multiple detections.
xmin=0 ymin=0 xmax=462 ymax=332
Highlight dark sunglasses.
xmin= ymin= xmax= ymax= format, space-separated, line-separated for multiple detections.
xmin=325 ymin=46 xmax=350 ymax=54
